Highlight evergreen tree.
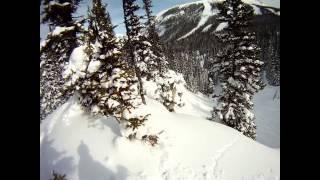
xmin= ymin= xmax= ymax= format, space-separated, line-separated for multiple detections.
xmin=63 ymin=0 xmax=138 ymax=121
xmin=42 ymin=0 xmax=81 ymax=29
xmin=142 ymin=0 xmax=167 ymax=75
xmin=122 ymin=0 xmax=163 ymax=105
xmin=266 ymin=32 xmax=280 ymax=86
xmin=142 ymin=0 xmax=185 ymax=112
xmin=40 ymin=0 xmax=83 ymax=121
xmin=212 ymin=0 xmax=265 ymax=139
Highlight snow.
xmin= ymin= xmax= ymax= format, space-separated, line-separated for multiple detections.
xmin=202 ymin=24 xmax=213 ymax=32
xmin=49 ymin=1 xmax=71 ymax=7
xmin=161 ymin=14 xmax=175 ymax=22
xmin=51 ymin=26 xmax=75 ymax=36
xmin=251 ymin=5 xmax=262 ymax=15
xmin=157 ymin=25 xmax=166 ymax=36
xmin=41 ymin=80 xmax=280 ymax=180
xmin=215 ymin=22 xmax=228 ymax=32
xmin=87 ymin=60 xmax=101 ymax=74
xmin=156 ymin=0 xmax=204 ymax=21
xmin=63 ymin=46 xmax=89 ymax=83
xmin=156 ymin=8 xmax=186 ymax=23
xmin=242 ymin=0 xmax=280 ymax=8
xmin=178 ymin=1 xmax=203 ymax=8
xmin=253 ymin=85 xmax=280 ymax=148
xmin=266 ymin=8 xmax=280 ymax=16
xmin=178 ymin=0 xmax=220 ymax=40
xmin=40 ymin=39 xmax=49 ymax=51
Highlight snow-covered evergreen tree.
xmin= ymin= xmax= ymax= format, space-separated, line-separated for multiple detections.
xmin=142 ymin=0 xmax=168 ymax=76
xmin=155 ymin=70 xmax=186 ymax=111
xmin=40 ymin=0 xmax=83 ymax=121
xmin=212 ymin=0 xmax=265 ymax=139
xmin=63 ymin=0 xmax=138 ymax=121
xmin=142 ymin=0 xmax=186 ymax=112
xmin=122 ymin=0 xmax=162 ymax=104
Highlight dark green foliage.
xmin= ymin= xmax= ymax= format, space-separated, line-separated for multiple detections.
xmin=143 ymin=0 xmax=168 ymax=77
xmin=42 ymin=0 xmax=81 ymax=27
xmin=64 ymin=0 xmax=138 ymax=121
xmin=122 ymin=0 xmax=147 ymax=104
xmin=40 ymin=0 xmax=83 ymax=121
xmin=126 ymin=114 xmax=150 ymax=131
xmin=142 ymin=0 xmax=185 ymax=112
xmin=142 ymin=134 xmax=159 ymax=146
xmin=50 ymin=171 xmax=67 ymax=180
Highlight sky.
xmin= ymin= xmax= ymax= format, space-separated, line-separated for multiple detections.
xmin=40 ymin=0 xmax=279 ymax=39
xmin=40 ymin=0 xmax=198 ymax=39
xmin=90 ymin=0 xmax=199 ymax=35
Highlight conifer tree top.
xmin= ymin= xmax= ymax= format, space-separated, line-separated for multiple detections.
xmin=42 ymin=0 xmax=82 ymax=26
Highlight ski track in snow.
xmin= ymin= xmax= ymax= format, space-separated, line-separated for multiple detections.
xmin=211 ymin=135 xmax=240 ymax=178
xmin=154 ymin=133 xmax=241 ymax=180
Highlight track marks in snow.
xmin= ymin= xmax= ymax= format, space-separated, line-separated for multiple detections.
xmin=211 ymin=135 xmax=240 ymax=178
xmin=156 ymin=134 xmax=240 ymax=180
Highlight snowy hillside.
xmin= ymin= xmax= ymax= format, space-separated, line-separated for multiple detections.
xmin=156 ymin=0 xmax=280 ymax=41
xmin=254 ymin=86 xmax=280 ymax=148
xmin=40 ymin=0 xmax=280 ymax=179
xmin=40 ymin=81 xmax=280 ymax=180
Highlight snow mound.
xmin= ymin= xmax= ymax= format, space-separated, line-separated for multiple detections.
xmin=62 ymin=46 xmax=89 ymax=84
xmin=41 ymin=84 xmax=280 ymax=180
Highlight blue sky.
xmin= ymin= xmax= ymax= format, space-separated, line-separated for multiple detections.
xmin=78 ymin=0 xmax=198 ymax=35
xmin=41 ymin=0 xmax=197 ymax=38
xmin=40 ymin=0 xmax=279 ymax=38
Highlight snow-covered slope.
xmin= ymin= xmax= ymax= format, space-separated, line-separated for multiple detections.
xmin=177 ymin=0 xmax=219 ymax=40
xmin=41 ymin=81 xmax=280 ymax=180
xmin=254 ymin=86 xmax=280 ymax=148
xmin=156 ymin=0 xmax=280 ymax=41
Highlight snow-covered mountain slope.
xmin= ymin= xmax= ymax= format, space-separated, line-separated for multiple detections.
xmin=254 ymin=85 xmax=280 ymax=148
xmin=156 ymin=0 xmax=280 ymax=41
xmin=40 ymin=81 xmax=280 ymax=180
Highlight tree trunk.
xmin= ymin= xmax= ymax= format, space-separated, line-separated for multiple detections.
xmin=122 ymin=0 xmax=146 ymax=105
xmin=136 ymin=67 xmax=146 ymax=104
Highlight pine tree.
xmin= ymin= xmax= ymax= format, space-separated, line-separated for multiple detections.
xmin=42 ymin=0 xmax=81 ymax=29
xmin=63 ymin=0 xmax=138 ymax=121
xmin=122 ymin=0 xmax=169 ymax=105
xmin=266 ymin=32 xmax=280 ymax=86
xmin=212 ymin=0 xmax=265 ymax=139
xmin=40 ymin=0 xmax=83 ymax=121
xmin=142 ymin=0 xmax=167 ymax=75
xmin=50 ymin=171 xmax=67 ymax=180
xmin=142 ymin=0 xmax=185 ymax=112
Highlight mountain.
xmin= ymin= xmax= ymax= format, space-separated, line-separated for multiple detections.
xmin=155 ymin=0 xmax=280 ymax=93
xmin=156 ymin=0 xmax=279 ymax=41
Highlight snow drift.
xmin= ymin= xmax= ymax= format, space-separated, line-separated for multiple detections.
xmin=40 ymin=81 xmax=280 ymax=180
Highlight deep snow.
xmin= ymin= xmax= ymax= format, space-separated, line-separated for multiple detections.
xmin=254 ymin=85 xmax=280 ymax=148
xmin=40 ymin=80 xmax=280 ymax=180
